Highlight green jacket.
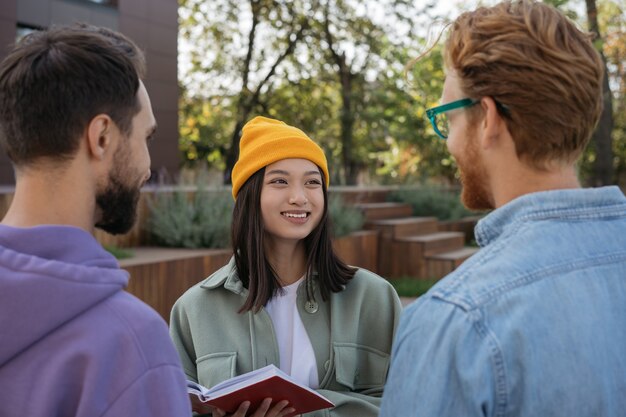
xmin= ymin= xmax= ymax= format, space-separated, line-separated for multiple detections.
xmin=170 ymin=257 xmax=402 ymax=417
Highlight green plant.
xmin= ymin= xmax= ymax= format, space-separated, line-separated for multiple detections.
xmin=104 ymin=245 xmax=134 ymax=260
xmin=328 ymin=194 xmax=364 ymax=237
xmin=388 ymin=277 xmax=438 ymax=298
xmin=146 ymin=184 xmax=233 ymax=249
xmin=388 ymin=186 xmax=474 ymax=221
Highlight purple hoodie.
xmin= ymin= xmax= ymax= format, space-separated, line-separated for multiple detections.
xmin=0 ymin=225 xmax=191 ymax=416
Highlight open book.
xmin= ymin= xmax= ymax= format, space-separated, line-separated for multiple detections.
xmin=187 ymin=364 xmax=334 ymax=416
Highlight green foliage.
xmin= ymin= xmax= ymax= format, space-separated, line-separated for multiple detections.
xmin=178 ymin=0 xmax=626 ymax=187
xmin=179 ymin=94 xmax=234 ymax=168
xmin=328 ymin=194 xmax=365 ymax=237
xmin=104 ymin=245 xmax=134 ymax=260
xmin=388 ymin=277 xmax=438 ymax=298
xmin=597 ymin=0 xmax=626 ymax=185
xmin=542 ymin=0 xmax=579 ymax=20
xmin=178 ymin=0 xmax=310 ymax=175
xmin=178 ymin=0 xmax=452 ymax=185
xmin=146 ymin=185 xmax=234 ymax=249
xmin=264 ymin=76 xmax=344 ymax=182
xmin=368 ymin=43 xmax=458 ymax=184
xmin=548 ymin=0 xmax=626 ymax=186
xmin=388 ymin=186 xmax=474 ymax=221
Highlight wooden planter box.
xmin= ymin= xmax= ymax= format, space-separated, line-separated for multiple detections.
xmin=121 ymin=230 xmax=379 ymax=322
xmin=121 ymin=247 xmax=232 ymax=322
xmin=39 ymin=186 xmax=394 ymax=249
xmin=438 ymin=215 xmax=482 ymax=243
xmin=0 ymin=189 xmax=12 ymax=218
xmin=332 ymin=230 xmax=379 ymax=274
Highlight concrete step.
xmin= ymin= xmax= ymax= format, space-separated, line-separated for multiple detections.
xmin=353 ymin=202 xmax=413 ymax=221
xmin=425 ymin=247 xmax=480 ymax=278
xmin=365 ymin=216 xmax=439 ymax=239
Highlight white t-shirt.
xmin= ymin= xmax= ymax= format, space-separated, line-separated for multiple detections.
xmin=265 ymin=277 xmax=319 ymax=389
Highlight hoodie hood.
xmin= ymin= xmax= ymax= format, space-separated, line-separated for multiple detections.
xmin=0 ymin=224 xmax=128 ymax=365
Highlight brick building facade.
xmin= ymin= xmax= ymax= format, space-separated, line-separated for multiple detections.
xmin=0 ymin=0 xmax=179 ymax=185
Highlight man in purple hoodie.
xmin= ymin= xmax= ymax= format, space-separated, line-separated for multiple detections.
xmin=0 ymin=25 xmax=192 ymax=416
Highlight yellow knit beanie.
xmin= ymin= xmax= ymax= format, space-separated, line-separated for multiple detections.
xmin=231 ymin=116 xmax=330 ymax=199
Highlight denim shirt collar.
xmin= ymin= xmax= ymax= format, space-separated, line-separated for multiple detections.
xmin=475 ymin=186 xmax=626 ymax=247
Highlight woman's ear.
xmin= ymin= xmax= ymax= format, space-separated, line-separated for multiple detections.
xmin=86 ymin=114 xmax=114 ymax=160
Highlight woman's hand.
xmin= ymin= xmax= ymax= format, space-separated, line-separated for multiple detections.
xmin=211 ymin=398 xmax=298 ymax=417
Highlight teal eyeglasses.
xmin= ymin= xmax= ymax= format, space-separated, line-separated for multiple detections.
xmin=426 ymin=98 xmax=479 ymax=139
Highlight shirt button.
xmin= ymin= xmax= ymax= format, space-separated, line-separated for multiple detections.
xmin=304 ymin=300 xmax=318 ymax=314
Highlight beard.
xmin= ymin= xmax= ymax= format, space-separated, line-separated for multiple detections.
xmin=456 ymin=135 xmax=494 ymax=211
xmin=95 ymin=168 xmax=142 ymax=235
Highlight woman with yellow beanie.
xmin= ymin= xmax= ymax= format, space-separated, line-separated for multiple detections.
xmin=170 ymin=116 xmax=402 ymax=417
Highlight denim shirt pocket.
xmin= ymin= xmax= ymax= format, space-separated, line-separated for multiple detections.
xmin=333 ymin=342 xmax=390 ymax=390
xmin=196 ymin=352 xmax=237 ymax=388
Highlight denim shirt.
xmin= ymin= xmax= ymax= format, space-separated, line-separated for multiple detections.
xmin=380 ymin=186 xmax=626 ymax=417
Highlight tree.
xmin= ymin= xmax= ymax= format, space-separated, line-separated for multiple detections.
xmin=363 ymin=42 xmax=457 ymax=184
xmin=263 ymin=74 xmax=345 ymax=182
xmin=179 ymin=0 xmax=455 ymax=186
xmin=307 ymin=0 xmax=436 ymax=184
xmin=178 ymin=90 xmax=234 ymax=170
xmin=318 ymin=0 xmax=368 ymax=185
xmin=586 ymin=0 xmax=615 ymax=186
xmin=543 ymin=0 xmax=619 ymax=185
xmin=179 ymin=0 xmax=309 ymax=184
xmin=596 ymin=0 xmax=626 ymax=184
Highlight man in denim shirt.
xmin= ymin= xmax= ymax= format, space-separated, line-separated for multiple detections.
xmin=380 ymin=1 xmax=626 ymax=416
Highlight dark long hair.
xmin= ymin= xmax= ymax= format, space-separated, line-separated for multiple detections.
xmin=232 ymin=167 xmax=356 ymax=313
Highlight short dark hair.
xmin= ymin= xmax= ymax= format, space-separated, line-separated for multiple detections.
xmin=0 ymin=24 xmax=145 ymax=165
xmin=232 ymin=167 xmax=356 ymax=313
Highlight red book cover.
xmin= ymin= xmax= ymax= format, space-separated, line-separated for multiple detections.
xmin=188 ymin=364 xmax=334 ymax=416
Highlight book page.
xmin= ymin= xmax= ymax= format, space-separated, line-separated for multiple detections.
xmin=208 ymin=365 xmax=279 ymax=395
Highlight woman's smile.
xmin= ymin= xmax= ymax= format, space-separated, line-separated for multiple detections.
xmin=281 ymin=210 xmax=310 ymax=223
